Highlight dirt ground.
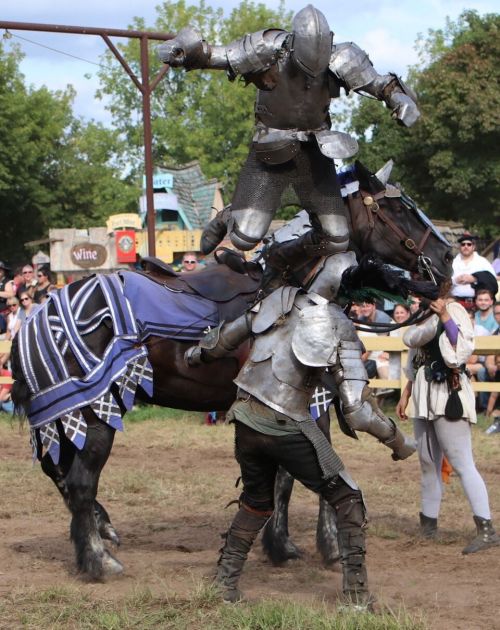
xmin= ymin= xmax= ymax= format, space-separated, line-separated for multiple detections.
xmin=1 ymin=411 xmax=499 ymax=629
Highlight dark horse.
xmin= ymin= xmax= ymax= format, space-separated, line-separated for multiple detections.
xmin=11 ymin=162 xmax=452 ymax=578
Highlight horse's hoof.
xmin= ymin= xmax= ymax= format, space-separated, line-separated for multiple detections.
xmin=282 ymin=541 xmax=303 ymax=561
xmin=102 ymin=552 xmax=124 ymax=576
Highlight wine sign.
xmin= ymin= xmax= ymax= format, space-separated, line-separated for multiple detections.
xmin=70 ymin=243 xmax=108 ymax=268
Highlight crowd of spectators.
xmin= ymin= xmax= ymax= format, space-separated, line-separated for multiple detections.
xmin=0 ymin=262 xmax=56 ymax=413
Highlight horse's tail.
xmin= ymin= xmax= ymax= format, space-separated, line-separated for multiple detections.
xmin=10 ymin=335 xmax=30 ymax=419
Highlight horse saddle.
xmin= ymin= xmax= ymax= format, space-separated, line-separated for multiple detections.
xmin=138 ymin=256 xmax=262 ymax=321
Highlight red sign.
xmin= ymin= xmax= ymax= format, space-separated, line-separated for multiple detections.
xmin=115 ymin=230 xmax=136 ymax=263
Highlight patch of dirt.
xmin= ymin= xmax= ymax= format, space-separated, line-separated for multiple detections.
xmin=1 ymin=416 xmax=499 ymax=629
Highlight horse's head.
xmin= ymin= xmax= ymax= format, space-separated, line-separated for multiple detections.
xmin=345 ymin=161 xmax=453 ymax=286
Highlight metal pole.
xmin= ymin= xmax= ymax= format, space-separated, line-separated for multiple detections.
xmin=140 ymin=35 xmax=156 ymax=257
xmin=0 ymin=20 xmax=175 ymax=258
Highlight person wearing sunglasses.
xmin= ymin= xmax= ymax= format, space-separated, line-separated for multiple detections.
xmin=451 ymin=233 xmax=497 ymax=310
xmin=33 ymin=266 xmax=55 ymax=304
xmin=16 ymin=292 xmax=40 ymax=334
xmin=181 ymin=252 xmax=200 ymax=273
xmin=17 ymin=265 xmax=37 ymax=300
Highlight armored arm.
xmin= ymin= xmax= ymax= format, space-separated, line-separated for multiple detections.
xmin=185 ymin=312 xmax=253 ymax=366
xmin=329 ymin=42 xmax=420 ymax=127
xmin=158 ymin=27 xmax=287 ymax=80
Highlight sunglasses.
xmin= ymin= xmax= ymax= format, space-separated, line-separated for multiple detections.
xmin=183 ymin=260 xmax=196 ymax=264
xmin=7 ymin=303 xmax=17 ymax=307
xmin=460 ymin=242 xmax=473 ymax=247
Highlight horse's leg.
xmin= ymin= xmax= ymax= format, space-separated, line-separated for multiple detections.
xmin=316 ymin=410 xmax=340 ymax=565
xmin=41 ymin=451 xmax=121 ymax=548
xmin=261 ymin=466 xmax=303 ymax=564
xmin=41 ymin=412 xmax=121 ymax=578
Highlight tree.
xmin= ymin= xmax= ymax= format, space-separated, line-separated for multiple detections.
xmin=0 ymin=43 xmax=137 ymax=263
xmin=348 ymin=11 xmax=500 ymax=233
xmin=96 ymin=0 xmax=292 ymax=197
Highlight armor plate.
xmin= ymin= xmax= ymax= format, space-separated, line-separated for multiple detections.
xmin=314 ymin=129 xmax=359 ymax=159
xmin=292 ymin=303 xmax=339 ymax=366
xmin=252 ymin=286 xmax=301 ymax=333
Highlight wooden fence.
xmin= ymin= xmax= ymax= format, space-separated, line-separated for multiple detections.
xmin=1 ymin=337 xmax=499 ymax=392
xmin=360 ymin=335 xmax=500 ymax=394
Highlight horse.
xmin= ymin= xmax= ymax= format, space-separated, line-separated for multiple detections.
xmin=11 ymin=161 xmax=452 ymax=579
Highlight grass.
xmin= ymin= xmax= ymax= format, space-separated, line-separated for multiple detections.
xmin=0 ymin=584 xmax=426 ymax=630
xmin=1 ymin=402 xmax=499 ymax=630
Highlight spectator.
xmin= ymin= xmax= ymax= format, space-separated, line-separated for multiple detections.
xmin=0 ymin=367 xmax=14 ymax=414
xmin=466 ymin=311 xmax=490 ymax=411
xmin=397 ymin=292 xmax=500 ymax=552
xmin=481 ymin=303 xmax=500 ymax=423
xmin=33 ymin=266 xmax=55 ymax=304
xmin=181 ymin=252 xmax=200 ymax=273
xmin=17 ymin=265 xmax=37 ymax=299
xmin=451 ymin=233 xmax=497 ymax=310
xmin=0 ymin=261 xmax=15 ymax=316
xmin=387 ymin=303 xmax=412 ymax=380
xmin=359 ymin=300 xmax=392 ymax=381
xmin=11 ymin=267 xmax=24 ymax=296
xmin=474 ymin=290 xmax=497 ymax=334
xmin=17 ymin=292 xmax=40 ymax=332
xmin=0 ymin=297 xmax=21 ymax=368
xmin=409 ymin=295 xmax=422 ymax=314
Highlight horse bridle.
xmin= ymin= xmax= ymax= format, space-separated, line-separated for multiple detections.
xmin=349 ymin=190 xmax=437 ymax=285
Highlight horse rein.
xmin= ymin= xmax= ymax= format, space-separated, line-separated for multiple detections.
xmin=350 ymin=190 xmax=436 ymax=285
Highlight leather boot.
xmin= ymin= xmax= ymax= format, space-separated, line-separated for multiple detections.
xmin=214 ymin=506 xmax=270 ymax=603
xmin=462 ymin=516 xmax=500 ymax=554
xmin=419 ymin=512 xmax=438 ymax=539
xmin=200 ymin=206 xmax=231 ymax=254
xmin=333 ymin=490 xmax=373 ymax=610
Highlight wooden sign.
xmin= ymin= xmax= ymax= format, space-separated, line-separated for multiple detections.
xmin=70 ymin=243 xmax=108 ymax=269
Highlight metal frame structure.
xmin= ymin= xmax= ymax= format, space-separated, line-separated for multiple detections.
xmin=0 ymin=21 xmax=175 ymax=256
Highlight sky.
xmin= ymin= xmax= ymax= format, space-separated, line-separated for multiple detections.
xmin=1 ymin=0 xmax=497 ymax=124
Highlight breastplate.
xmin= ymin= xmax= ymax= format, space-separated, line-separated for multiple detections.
xmin=256 ymin=57 xmax=331 ymax=130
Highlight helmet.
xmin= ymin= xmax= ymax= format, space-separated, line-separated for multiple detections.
xmin=290 ymin=5 xmax=332 ymax=77
xmin=306 ymin=252 xmax=357 ymax=301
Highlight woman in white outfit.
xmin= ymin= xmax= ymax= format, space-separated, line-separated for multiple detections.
xmin=396 ymin=293 xmax=500 ymax=553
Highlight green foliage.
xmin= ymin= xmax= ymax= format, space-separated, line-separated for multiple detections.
xmin=96 ymin=0 xmax=292 ymax=197
xmin=0 ymin=43 xmax=137 ymax=263
xmin=348 ymin=11 xmax=500 ymax=234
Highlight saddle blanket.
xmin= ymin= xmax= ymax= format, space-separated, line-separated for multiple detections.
xmin=121 ymin=271 xmax=219 ymax=342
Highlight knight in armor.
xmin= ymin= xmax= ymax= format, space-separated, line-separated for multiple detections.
xmin=184 ymin=255 xmax=416 ymax=608
xmin=158 ymin=4 xmax=420 ymax=285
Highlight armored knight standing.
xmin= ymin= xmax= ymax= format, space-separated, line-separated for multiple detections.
xmin=185 ymin=256 xmax=416 ymax=607
xmin=159 ymin=4 xmax=420 ymax=293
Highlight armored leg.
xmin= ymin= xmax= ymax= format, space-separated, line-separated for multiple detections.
xmin=200 ymin=206 xmax=231 ymax=254
xmin=215 ymin=504 xmax=271 ymax=602
xmin=331 ymin=349 xmax=416 ymax=460
xmin=322 ymin=475 xmax=370 ymax=608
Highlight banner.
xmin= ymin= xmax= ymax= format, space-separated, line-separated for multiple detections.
xmin=115 ymin=230 xmax=136 ymax=263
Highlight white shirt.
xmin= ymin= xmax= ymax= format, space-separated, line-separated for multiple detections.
xmin=451 ymin=251 xmax=496 ymax=298
xmin=403 ymin=302 xmax=476 ymax=422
